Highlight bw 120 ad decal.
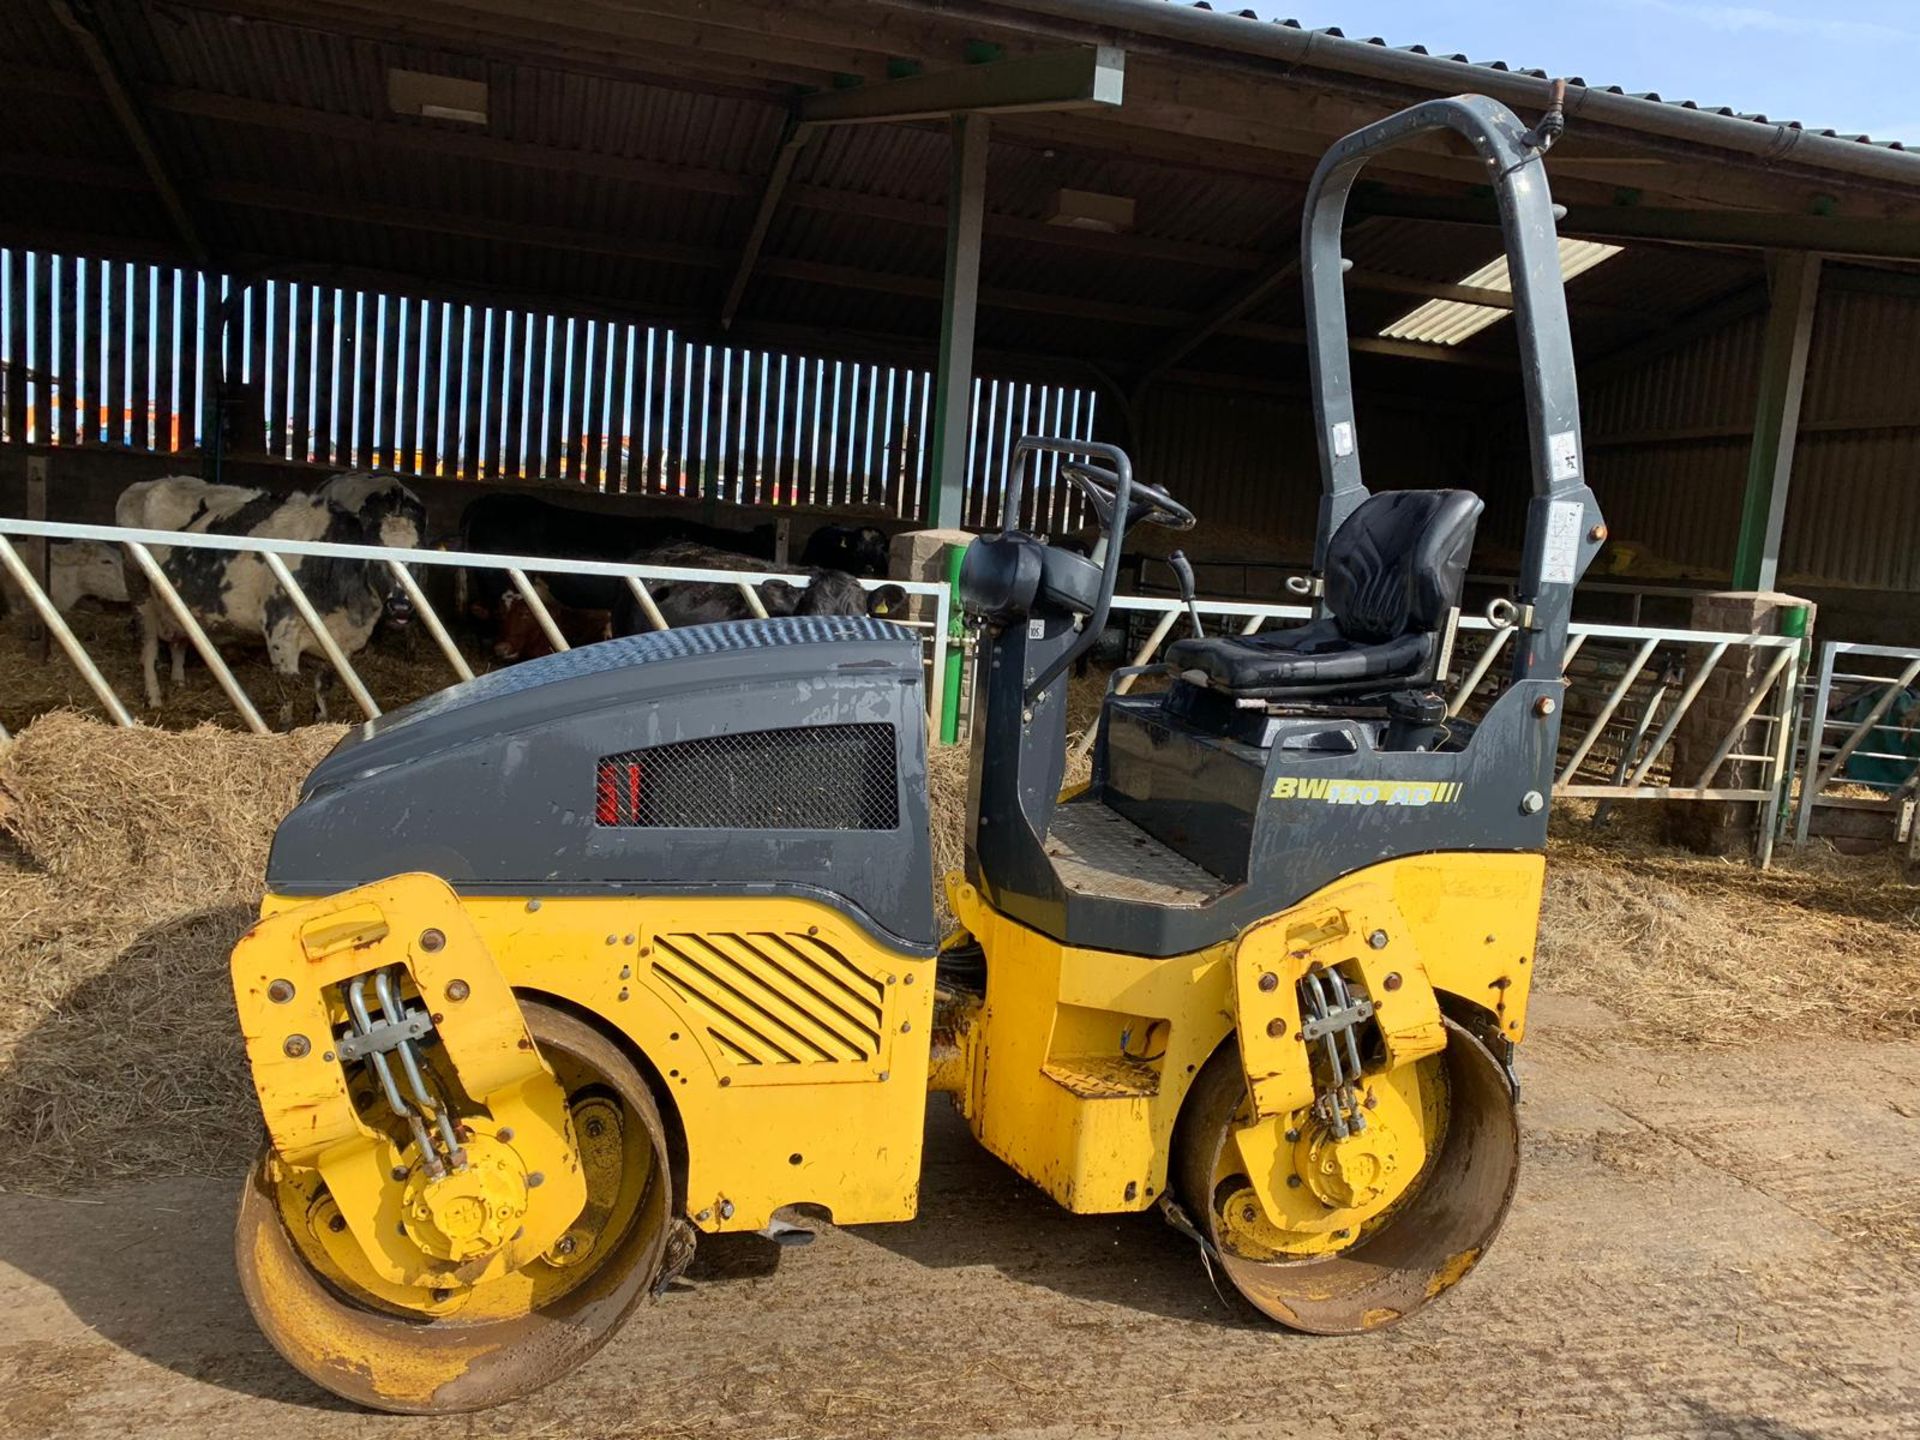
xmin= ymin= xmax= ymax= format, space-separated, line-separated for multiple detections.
xmin=1269 ymin=778 xmax=1464 ymax=807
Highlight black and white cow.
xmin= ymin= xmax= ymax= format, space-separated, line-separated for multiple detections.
xmin=115 ymin=473 xmax=425 ymax=724
xmin=610 ymin=540 xmax=906 ymax=634
xmin=317 ymin=471 xmax=432 ymax=551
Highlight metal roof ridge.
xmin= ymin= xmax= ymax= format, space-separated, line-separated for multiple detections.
xmin=983 ymin=0 xmax=1920 ymax=176
xmin=1207 ymin=3 xmax=1909 ymax=154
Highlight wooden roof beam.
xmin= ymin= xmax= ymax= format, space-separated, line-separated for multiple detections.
xmin=785 ymin=182 xmax=1266 ymax=270
xmin=123 ymin=83 xmax=1269 ymax=271
xmin=47 ymin=0 xmax=209 ymax=266
xmin=146 ymin=86 xmax=760 ymax=198
xmin=796 ymin=44 xmax=1124 ymax=126
xmin=1128 ymin=212 xmax=1329 ymax=397
xmin=720 ymin=120 xmax=818 ymax=331
xmin=161 ymin=0 xmax=797 ymax=103
xmin=726 ymin=47 xmax=1125 ymax=330
xmin=0 ymin=81 xmax=1268 ymax=275
xmin=751 ymin=256 xmax=1510 ymax=367
xmin=1354 ymin=191 xmax=1920 ymax=263
xmin=418 ymin=0 xmax=966 ymax=88
xmin=594 ymin=0 xmax=1047 ymax=68
xmin=202 ymin=181 xmax=725 ymax=271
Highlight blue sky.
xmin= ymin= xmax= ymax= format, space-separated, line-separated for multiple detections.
xmin=1248 ymin=2 xmax=1919 ymax=144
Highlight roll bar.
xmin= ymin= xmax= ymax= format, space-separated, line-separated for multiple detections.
xmin=1301 ymin=93 xmax=1606 ymax=679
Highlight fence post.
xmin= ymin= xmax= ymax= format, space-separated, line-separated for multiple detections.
xmin=1792 ymin=641 xmax=1840 ymax=844
xmin=939 ymin=542 xmax=966 ymax=745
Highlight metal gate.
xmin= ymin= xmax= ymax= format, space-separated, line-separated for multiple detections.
xmin=1791 ymin=641 xmax=1920 ymax=849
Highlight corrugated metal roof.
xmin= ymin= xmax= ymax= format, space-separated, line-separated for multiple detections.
xmin=1180 ymin=7 xmax=1912 ymax=151
xmin=2 ymin=0 xmax=1915 ymax=395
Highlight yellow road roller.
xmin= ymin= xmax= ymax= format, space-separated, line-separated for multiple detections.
xmin=229 ymin=93 xmax=1604 ymax=1411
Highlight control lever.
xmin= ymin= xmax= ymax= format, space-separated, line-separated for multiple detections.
xmin=1168 ymin=551 xmax=1204 ymax=639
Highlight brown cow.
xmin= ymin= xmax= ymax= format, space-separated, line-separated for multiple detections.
xmin=491 ymin=584 xmax=613 ymax=662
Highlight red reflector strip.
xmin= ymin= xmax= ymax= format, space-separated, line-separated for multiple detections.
xmin=595 ymin=758 xmax=644 ymax=825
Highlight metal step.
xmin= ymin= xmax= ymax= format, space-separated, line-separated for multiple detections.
xmin=1042 ymin=801 xmax=1226 ymax=909
xmin=1041 ymin=1053 xmax=1163 ymax=1099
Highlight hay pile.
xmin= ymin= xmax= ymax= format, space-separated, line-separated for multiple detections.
xmin=0 ymin=712 xmax=1915 ymax=1193
xmin=0 ymin=711 xmax=344 ymax=1188
xmin=928 ymin=741 xmax=969 ymax=931
xmin=1537 ymin=804 xmax=1920 ymax=1044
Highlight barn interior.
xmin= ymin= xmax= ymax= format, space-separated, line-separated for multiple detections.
xmin=6 ymin=14 xmax=1920 ymax=1423
xmin=3 ymin=0 xmax=1920 ymax=642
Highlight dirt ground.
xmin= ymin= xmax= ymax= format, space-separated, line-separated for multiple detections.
xmin=3 ymin=680 xmax=1918 ymax=1437
xmin=3 ymin=990 xmax=1919 ymax=1439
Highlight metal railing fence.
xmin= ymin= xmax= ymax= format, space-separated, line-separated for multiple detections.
xmin=0 ymin=517 xmax=948 ymax=739
xmin=0 ymin=518 xmax=1814 ymax=866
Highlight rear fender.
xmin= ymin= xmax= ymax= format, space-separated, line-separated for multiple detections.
xmin=1229 ymin=852 xmax=1543 ymax=1121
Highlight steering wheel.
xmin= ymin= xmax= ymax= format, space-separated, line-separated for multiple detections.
xmin=1061 ymin=461 xmax=1196 ymax=533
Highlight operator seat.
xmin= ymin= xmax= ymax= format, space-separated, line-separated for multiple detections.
xmin=1167 ymin=489 xmax=1483 ymax=700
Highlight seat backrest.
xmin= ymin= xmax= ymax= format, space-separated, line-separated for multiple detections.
xmin=1323 ymin=489 xmax=1484 ymax=645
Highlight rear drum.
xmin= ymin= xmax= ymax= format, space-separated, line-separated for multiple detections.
xmin=235 ymin=1001 xmax=674 ymax=1413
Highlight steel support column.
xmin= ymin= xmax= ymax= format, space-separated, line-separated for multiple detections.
xmin=930 ymin=112 xmax=988 ymax=530
xmin=1732 ymin=251 xmax=1822 ymax=592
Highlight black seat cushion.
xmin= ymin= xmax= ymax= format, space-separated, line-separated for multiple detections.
xmin=1166 ymin=489 xmax=1482 ymax=699
xmin=1173 ymin=616 xmax=1434 ymax=693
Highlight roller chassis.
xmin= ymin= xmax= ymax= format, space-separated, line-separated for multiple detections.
xmin=228 ymin=92 xmax=1602 ymax=1412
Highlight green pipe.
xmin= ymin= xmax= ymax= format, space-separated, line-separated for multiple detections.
xmin=1768 ymin=601 xmax=1814 ymax=851
xmin=940 ymin=541 xmax=968 ymax=745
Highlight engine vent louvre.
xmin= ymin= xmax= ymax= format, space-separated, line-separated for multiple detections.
xmin=650 ymin=930 xmax=886 ymax=1069
xmin=596 ymin=723 xmax=898 ymax=830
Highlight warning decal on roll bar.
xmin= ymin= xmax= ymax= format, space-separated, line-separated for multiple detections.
xmin=1541 ymin=499 xmax=1585 ymax=585
xmin=1548 ymin=429 xmax=1580 ymax=482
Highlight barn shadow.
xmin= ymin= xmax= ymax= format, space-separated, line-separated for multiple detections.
xmin=850 ymin=1099 xmax=1262 ymax=1330
xmin=0 ymin=904 xmax=346 ymax=1406
xmin=0 ymin=902 xmax=794 ymax=1409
